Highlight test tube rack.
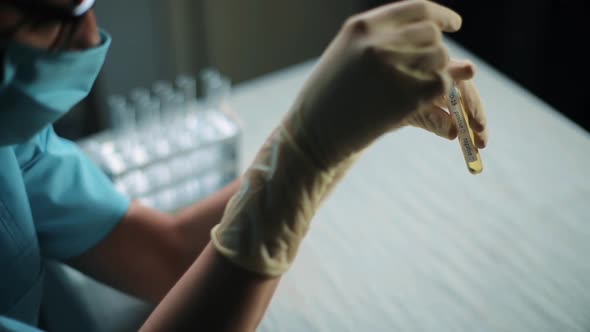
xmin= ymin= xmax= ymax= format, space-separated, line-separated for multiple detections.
xmin=77 ymin=71 xmax=241 ymax=212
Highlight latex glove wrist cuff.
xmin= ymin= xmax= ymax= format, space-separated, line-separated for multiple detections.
xmin=211 ymin=126 xmax=338 ymax=276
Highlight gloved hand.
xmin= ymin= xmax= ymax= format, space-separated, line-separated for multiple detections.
xmin=400 ymin=59 xmax=488 ymax=148
xmin=212 ymin=0 xmax=479 ymax=276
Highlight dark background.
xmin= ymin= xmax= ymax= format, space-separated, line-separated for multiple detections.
xmin=362 ymin=0 xmax=588 ymax=132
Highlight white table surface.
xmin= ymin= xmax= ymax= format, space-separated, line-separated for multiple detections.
xmin=229 ymin=40 xmax=590 ymax=331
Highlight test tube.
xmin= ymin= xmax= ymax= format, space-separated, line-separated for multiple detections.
xmin=129 ymin=87 xmax=151 ymax=128
xmin=106 ymin=95 xmax=137 ymax=172
xmin=152 ymin=81 xmax=172 ymax=119
xmin=107 ymin=95 xmax=137 ymax=146
xmin=132 ymin=88 xmax=161 ymax=129
xmin=153 ymin=81 xmax=186 ymax=124
xmin=170 ymin=91 xmax=186 ymax=121
xmin=130 ymin=87 xmax=165 ymax=161
xmin=177 ymin=75 xmax=202 ymax=132
xmin=151 ymin=81 xmax=175 ymax=154
xmin=170 ymin=84 xmax=194 ymax=148
xmin=199 ymin=68 xmax=227 ymax=110
xmin=176 ymin=74 xmax=197 ymax=102
xmin=107 ymin=95 xmax=131 ymax=132
xmin=447 ymin=82 xmax=483 ymax=174
xmin=130 ymin=87 xmax=151 ymax=105
xmin=199 ymin=69 xmax=230 ymax=142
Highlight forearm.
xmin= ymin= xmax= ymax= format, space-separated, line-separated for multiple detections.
xmin=134 ymin=178 xmax=242 ymax=301
xmin=141 ymin=130 xmax=319 ymax=330
xmin=69 ymin=179 xmax=241 ymax=304
xmin=141 ymin=244 xmax=280 ymax=332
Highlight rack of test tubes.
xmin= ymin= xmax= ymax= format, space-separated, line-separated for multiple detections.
xmin=77 ymin=69 xmax=241 ymax=212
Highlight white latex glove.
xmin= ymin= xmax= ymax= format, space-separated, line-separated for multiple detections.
xmin=284 ymin=0 xmax=463 ymax=169
xmin=212 ymin=0 xmax=479 ymax=276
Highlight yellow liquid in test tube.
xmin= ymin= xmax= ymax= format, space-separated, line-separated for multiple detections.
xmin=448 ymin=82 xmax=483 ymax=174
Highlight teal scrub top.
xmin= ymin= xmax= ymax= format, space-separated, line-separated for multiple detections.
xmin=0 ymin=126 xmax=130 ymax=331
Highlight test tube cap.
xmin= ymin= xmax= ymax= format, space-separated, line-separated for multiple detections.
xmin=176 ymin=74 xmax=197 ymax=101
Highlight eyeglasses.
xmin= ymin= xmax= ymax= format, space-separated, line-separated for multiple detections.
xmin=0 ymin=0 xmax=96 ymax=50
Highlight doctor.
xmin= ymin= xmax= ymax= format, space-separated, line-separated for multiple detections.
xmin=0 ymin=0 xmax=487 ymax=331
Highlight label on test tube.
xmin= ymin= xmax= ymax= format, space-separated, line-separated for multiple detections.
xmin=448 ymin=85 xmax=478 ymax=163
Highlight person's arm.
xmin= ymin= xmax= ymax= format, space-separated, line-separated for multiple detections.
xmin=69 ymin=177 xmax=281 ymax=331
xmin=76 ymin=2 xmax=485 ymax=331
xmin=140 ymin=244 xmax=280 ymax=331
xmin=68 ymin=179 xmax=242 ymax=303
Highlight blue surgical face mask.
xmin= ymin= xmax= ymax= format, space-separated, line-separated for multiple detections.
xmin=0 ymin=30 xmax=111 ymax=146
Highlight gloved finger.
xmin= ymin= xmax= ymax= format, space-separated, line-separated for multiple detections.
xmin=456 ymin=78 xmax=486 ymax=132
xmin=369 ymin=0 xmax=462 ymax=32
xmin=420 ymin=70 xmax=451 ymax=101
xmin=426 ymin=60 xmax=473 ymax=107
xmin=374 ymin=41 xmax=449 ymax=100
xmin=394 ymin=44 xmax=449 ymax=72
xmin=396 ymin=21 xmax=442 ymax=47
xmin=432 ymin=59 xmax=475 ymax=109
xmin=405 ymin=105 xmax=457 ymax=140
xmin=473 ymin=126 xmax=488 ymax=149
xmin=457 ymin=79 xmax=488 ymax=148
xmin=447 ymin=59 xmax=475 ymax=81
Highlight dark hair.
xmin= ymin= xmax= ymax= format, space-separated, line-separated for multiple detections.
xmin=1 ymin=0 xmax=83 ymax=26
xmin=0 ymin=0 xmax=93 ymax=50
xmin=0 ymin=0 xmax=91 ymax=81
